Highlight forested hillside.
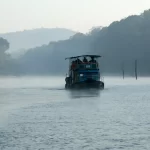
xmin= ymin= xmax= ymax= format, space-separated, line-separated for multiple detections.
xmin=1 ymin=9 xmax=150 ymax=76
xmin=16 ymin=10 xmax=150 ymax=76
xmin=0 ymin=38 xmax=10 ymax=74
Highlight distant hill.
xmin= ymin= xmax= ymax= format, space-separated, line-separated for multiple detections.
xmin=0 ymin=28 xmax=76 ymax=53
xmin=16 ymin=9 xmax=150 ymax=76
xmin=2 ymin=9 xmax=150 ymax=76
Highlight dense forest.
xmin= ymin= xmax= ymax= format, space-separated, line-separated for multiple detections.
xmin=1 ymin=9 xmax=150 ymax=76
xmin=0 ymin=38 xmax=20 ymax=75
xmin=0 ymin=37 xmax=9 ymax=74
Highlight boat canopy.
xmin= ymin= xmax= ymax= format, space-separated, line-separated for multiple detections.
xmin=65 ymin=55 xmax=101 ymax=60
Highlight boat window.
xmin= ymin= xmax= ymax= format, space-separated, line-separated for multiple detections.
xmin=79 ymin=64 xmax=85 ymax=69
xmin=91 ymin=64 xmax=97 ymax=69
xmin=85 ymin=65 xmax=91 ymax=68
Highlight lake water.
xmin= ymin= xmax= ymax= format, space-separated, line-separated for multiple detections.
xmin=0 ymin=76 xmax=150 ymax=150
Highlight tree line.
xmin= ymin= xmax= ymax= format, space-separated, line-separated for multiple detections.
xmin=1 ymin=9 xmax=150 ymax=76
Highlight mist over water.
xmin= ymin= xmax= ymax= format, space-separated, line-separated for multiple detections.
xmin=0 ymin=76 xmax=150 ymax=150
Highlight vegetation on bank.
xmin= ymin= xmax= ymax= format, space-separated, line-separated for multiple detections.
xmin=1 ymin=9 xmax=150 ymax=76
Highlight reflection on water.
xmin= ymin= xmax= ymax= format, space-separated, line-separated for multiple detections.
xmin=68 ymin=89 xmax=101 ymax=99
xmin=1 ymin=77 xmax=150 ymax=150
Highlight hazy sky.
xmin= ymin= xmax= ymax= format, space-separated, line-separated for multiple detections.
xmin=0 ymin=0 xmax=150 ymax=33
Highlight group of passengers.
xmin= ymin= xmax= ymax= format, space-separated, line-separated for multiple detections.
xmin=73 ymin=57 xmax=97 ymax=64
xmin=70 ymin=57 xmax=97 ymax=70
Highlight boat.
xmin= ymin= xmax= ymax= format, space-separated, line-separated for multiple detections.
xmin=65 ymin=55 xmax=104 ymax=89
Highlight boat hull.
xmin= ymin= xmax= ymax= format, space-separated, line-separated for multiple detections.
xmin=65 ymin=80 xmax=104 ymax=90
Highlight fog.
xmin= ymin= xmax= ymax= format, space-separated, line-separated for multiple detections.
xmin=1 ymin=4 xmax=150 ymax=150
xmin=1 ymin=0 xmax=150 ymax=33
xmin=1 ymin=10 xmax=150 ymax=76
xmin=1 ymin=76 xmax=150 ymax=149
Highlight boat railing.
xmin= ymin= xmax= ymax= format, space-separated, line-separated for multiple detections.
xmin=70 ymin=62 xmax=99 ymax=70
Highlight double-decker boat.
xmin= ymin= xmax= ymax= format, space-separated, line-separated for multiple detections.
xmin=65 ymin=55 xmax=104 ymax=89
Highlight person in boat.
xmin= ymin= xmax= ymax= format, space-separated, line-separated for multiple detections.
xmin=75 ymin=58 xmax=82 ymax=64
xmin=71 ymin=60 xmax=76 ymax=70
xmin=89 ymin=56 xmax=97 ymax=63
xmin=83 ymin=57 xmax=88 ymax=63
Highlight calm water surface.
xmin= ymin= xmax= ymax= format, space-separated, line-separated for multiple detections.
xmin=0 ymin=76 xmax=150 ymax=150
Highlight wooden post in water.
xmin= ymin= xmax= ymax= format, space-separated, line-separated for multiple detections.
xmin=135 ymin=60 xmax=138 ymax=80
xmin=122 ymin=62 xmax=125 ymax=79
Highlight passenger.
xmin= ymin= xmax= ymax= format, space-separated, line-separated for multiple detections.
xmin=83 ymin=57 xmax=88 ymax=63
xmin=89 ymin=57 xmax=96 ymax=63
xmin=74 ymin=59 xmax=77 ymax=63
xmin=75 ymin=58 xmax=82 ymax=64
xmin=71 ymin=61 xmax=76 ymax=69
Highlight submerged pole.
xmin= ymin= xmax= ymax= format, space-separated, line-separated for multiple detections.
xmin=135 ymin=60 xmax=138 ymax=80
xmin=122 ymin=62 xmax=124 ymax=79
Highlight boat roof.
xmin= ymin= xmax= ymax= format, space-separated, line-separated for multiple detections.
xmin=65 ymin=55 xmax=101 ymax=60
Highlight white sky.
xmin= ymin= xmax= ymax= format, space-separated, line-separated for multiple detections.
xmin=0 ymin=0 xmax=150 ymax=33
